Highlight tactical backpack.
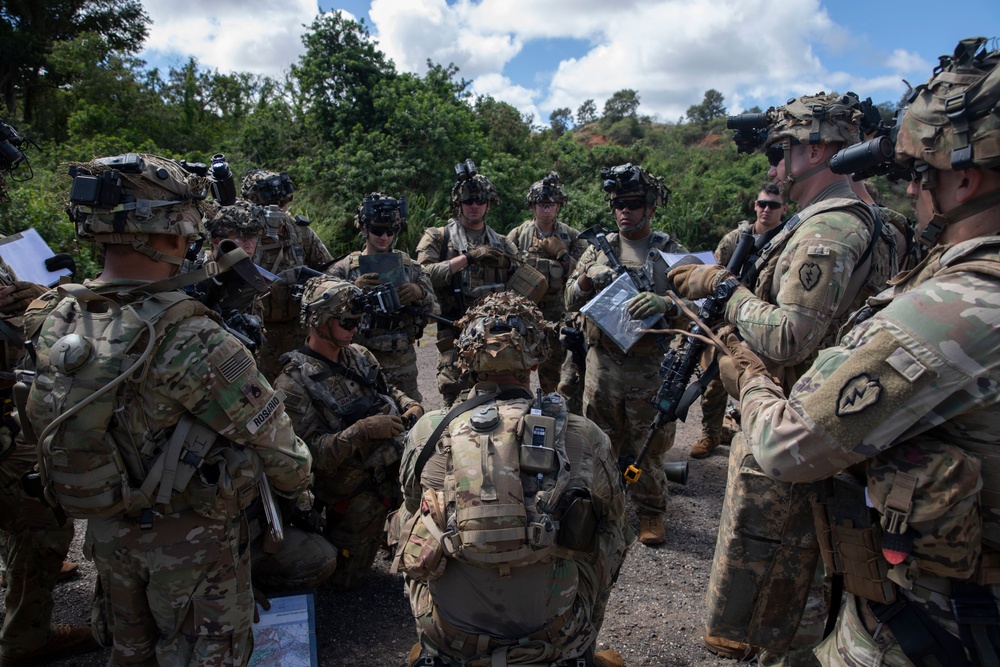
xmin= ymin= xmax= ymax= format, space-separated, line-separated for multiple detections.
xmin=25 ymin=285 xmax=217 ymax=519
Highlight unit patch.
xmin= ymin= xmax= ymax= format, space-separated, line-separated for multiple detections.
xmin=836 ymin=373 xmax=882 ymax=416
xmin=799 ymin=262 xmax=823 ymax=291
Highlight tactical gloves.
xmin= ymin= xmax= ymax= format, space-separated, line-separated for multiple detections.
xmin=668 ymin=264 xmax=733 ymax=301
xmin=45 ymin=253 xmax=77 ymax=276
xmin=0 ymin=281 xmax=47 ymax=315
xmin=396 ymin=282 xmax=424 ymax=306
xmin=401 ymin=404 xmax=424 ymax=428
xmin=627 ymin=292 xmax=674 ymax=320
xmin=718 ymin=331 xmax=773 ymax=398
xmin=465 ymin=246 xmax=506 ymax=268
xmin=536 ymin=235 xmax=568 ymax=260
xmin=585 ymin=264 xmax=616 ymax=291
xmin=354 ymin=272 xmax=382 ymax=290
xmin=353 ymin=414 xmax=404 ymax=443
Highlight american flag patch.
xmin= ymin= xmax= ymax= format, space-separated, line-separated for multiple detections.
xmin=218 ymin=349 xmax=254 ymax=383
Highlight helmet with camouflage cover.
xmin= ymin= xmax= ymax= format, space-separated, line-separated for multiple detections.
xmin=299 ymin=276 xmax=362 ymax=329
xmin=205 ymin=198 xmax=265 ymax=239
xmin=69 ymin=153 xmax=208 ymax=264
xmin=600 ymin=163 xmax=668 ymax=208
xmin=241 ymin=169 xmax=294 ymax=207
xmin=764 ymin=92 xmax=863 ymax=149
xmin=450 ymin=172 xmax=501 ymax=215
xmin=353 ymin=192 xmax=408 ymax=235
xmin=455 ymin=292 xmax=551 ymax=379
xmin=525 ymin=172 xmax=568 ymax=207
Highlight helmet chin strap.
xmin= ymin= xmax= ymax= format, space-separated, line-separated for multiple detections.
xmin=918 ymin=171 xmax=1000 ymax=248
xmin=778 ymin=139 xmax=829 ymax=197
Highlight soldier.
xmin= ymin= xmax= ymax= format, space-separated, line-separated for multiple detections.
xmin=393 ymin=292 xmax=632 ymax=667
xmin=416 ymin=161 xmax=520 ymax=406
xmin=565 ymin=163 xmax=687 ymax=546
xmin=669 ymin=93 xmax=898 ymax=660
xmin=23 ymin=153 xmax=313 ymax=665
xmin=690 ymin=183 xmax=787 ymax=460
xmin=328 ymin=192 xmax=438 ymax=403
xmin=242 ymin=169 xmax=334 ymax=379
xmin=718 ymin=36 xmax=1000 ymax=667
xmin=273 ymin=276 xmax=423 ymax=591
xmin=506 ymin=172 xmax=587 ymax=398
xmin=204 ymin=197 xmax=264 ymax=258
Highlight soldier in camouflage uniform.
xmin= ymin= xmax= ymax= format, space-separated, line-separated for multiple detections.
xmin=565 ymin=163 xmax=687 ymax=546
xmin=243 ymin=169 xmax=334 ymax=379
xmin=718 ymin=37 xmax=1000 ymax=667
xmin=506 ymin=172 xmax=587 ymax=402
xmin=274 ymin=276 xmax=423 ymax=591
xmin=393 ymin=292 xmax=632 ymax=667
xmin=691 ymin=183 xmax=787 ymax=459
xmin=23 ymin=154 xmax=313 ymax=665
xmin=670 ymin=93 xmax=898 ymax=662
xmin=328 ymin=193 xmax=438 ymax=403
xmin=416 ymin=163 xmax=520 ymax=407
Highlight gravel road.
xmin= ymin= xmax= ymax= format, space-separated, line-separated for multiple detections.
xmin=32 ymin=329 xmax=736 ymax=667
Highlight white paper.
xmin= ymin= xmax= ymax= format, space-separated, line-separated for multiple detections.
xmin=0 ymin=229 xmax=72 ymax=286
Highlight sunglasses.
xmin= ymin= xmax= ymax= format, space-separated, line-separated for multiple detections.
xmin=765 ymin=144 xmax=786 ymax=167
xmin=367 ymin=225 xmax=396 ymax=238
xmin=610 ymin=198 xmax=645 ymax=211
xmin=756 ymin=200 xmax=783 ymax=210
xmin=338 ymin=318 xmax=360 ymax=330
xmin=463 ymin=196 xmax=488 ymax=205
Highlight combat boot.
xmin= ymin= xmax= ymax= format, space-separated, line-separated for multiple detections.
xmin=638 ymin=514 xmax=665 ymax=545
xmin=703 ymin=633 xmax=757 ymax=661
xmin=594 ymin=649 xmax=624 ymax=667
xmin=0 ymin=560 xmax=78 ymax=587
xmin=0 ymin=624 xmax=101 ymax=667
xmin=690 ymin=433 xmax=720 ymax=459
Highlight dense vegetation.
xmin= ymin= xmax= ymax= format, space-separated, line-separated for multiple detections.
xmin=0 ymin=3 xmax=910 ymax=278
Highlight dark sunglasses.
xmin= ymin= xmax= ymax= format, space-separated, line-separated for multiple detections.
xmin=463 ymin=196 xmax=488 ymax=205
xmin=338 ymin=318 xmax=360 ymax=330
xmin=367 ymin=225 xmax=396 ymax=237
xmin=756 ymin=199 xmax=783 ymax=210
xmin=610 ymin=198 xmax=645 ymax=211
xmin=765 ymin=143 xmax=786 ymax=167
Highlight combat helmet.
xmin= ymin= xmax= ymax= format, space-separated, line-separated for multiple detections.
xmin=455 ymin=292 xmax=551 ymax=379
xmin=600 ymin=163 xmax=668 ymax=208
xmin=205 ymin=198 xmax=265 ymax=240
xmin=895 ymin=37 xmax=1000 ymax=247
xmin=299 ymin=276 xmax=362 ymax=330
xmin=764 ymin=92 xmax=864 ymax=150
xmin=525 ymin=172 xmax=568 ymax=207
xmin=68 ymin=153 xmax=208 ymax=265
xmin=450 ymin=158 xmax=501 ymax=214
xmin=354 ymin=192 xmax=408 ymax=235
xmin=241 ymin=169 xmax=294 ymax=207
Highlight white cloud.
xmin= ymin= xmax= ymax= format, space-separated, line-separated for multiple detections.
xmin=469 ymin=73 xmax=542 ymax=126
xmin=886 ymin=49 xmax=931 ymax=75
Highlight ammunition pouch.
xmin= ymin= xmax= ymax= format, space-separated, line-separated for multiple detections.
xmin=185 ymin=445 xmax=262 ymax=521
xmin=507 ymin=263 xmax=548 ymax=304
xmin=812 ymin=473 xmax=895 ymax=604
xmin=392 ymin=488 xmax=449 ymax=581
xmin=556 ymin=487 xmax=599 ymax=552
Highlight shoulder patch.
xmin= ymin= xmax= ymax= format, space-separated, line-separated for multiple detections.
xmin=217 ymin=347 xmax=254 ymax=383
xmin=247 ymin=389 xmax=285 ymax=434
xmin=240 ymin=379 xmax=267 ymax=406
xmin=799 ymin=262 xmax=823 ymax=290
xmin=836 ymin=373 xmax=882 ymax=416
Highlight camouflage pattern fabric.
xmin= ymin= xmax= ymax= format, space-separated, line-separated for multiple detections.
xmin=249 ymin=524 xmax=339 ymax=594
xmin=813 ymin=592 xmax=910 ymax=666
xmin=565 ymin=229 xmax=687 ymax=515
xmin=507 ymin=219 xmax=587 ymax=394
xmin=396 ymin=384 xmax=632 ymax=666
xmin=253 ymin=212 xmax=334 ymax=378
xmin=705 ymin=182 xmax=897 ymax=655
xmin=24 ymin=278 xmax=312 ymax=665
xmin=328 ymin=249 xmax=438 ymax=403
xmin=0 ymin=444 xmax=74 ymax=661
xmin=416 ymin=219 xmax=520 ymax=406
xmin=736 ymin=235 xmax=1000 ymax=663
xmin=274 ymin=343 xmax=417 ymax=591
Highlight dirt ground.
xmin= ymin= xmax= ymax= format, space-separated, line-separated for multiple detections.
xmin=35 ymin=328 xmax=736 ymax=667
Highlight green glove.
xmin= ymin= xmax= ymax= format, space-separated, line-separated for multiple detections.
xmin=627 ymin=292 xmax=673 ymax=319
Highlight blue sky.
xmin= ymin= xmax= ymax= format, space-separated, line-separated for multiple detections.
xmin=139 ymin=0 xmax=1000 ymax=126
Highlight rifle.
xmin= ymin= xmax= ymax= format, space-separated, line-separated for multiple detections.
xmin=623 ymin=230 xmax=755 ymax=486
xmin=560 ymin=324 xmax=587 ymax=374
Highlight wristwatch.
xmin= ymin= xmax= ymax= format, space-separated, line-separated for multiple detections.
xmin=714 ymin=277 xmax=742 ymax=302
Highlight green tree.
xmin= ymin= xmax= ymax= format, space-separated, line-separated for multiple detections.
xmin=549 ymin=107 xmax=571 ymax=136
xmin=602 ymin=89 xmax=640 ymax=123
xmin=576 ymin=99 xmax=597 ymax=125
xmin=686 ymin=89 xmax=726 ymax=125
xmin=0 ymin=0 xmax=149 ymax=125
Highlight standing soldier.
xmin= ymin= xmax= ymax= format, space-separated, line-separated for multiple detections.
xmin=507 ymin=172 xmax=587 ymax=400
xmin=274 ymin=276 xmax=423 ymax=591
xmin=565 ymin=163 xmax=687 ymax=546
xmin=393 ymin=292 xmax=632 ymax=667
xmin=719 ymin=36 xmax=1000 ymax=667
xmin=24 ymin=153 xmax=312 ymax=665
xmin=670 ymin=93 xmax=897 ymax=661
xmin=690 ymin=183 xmax=787 ymax=460
xmin=416 ymin=160 xmax=520 ymax=406
xmin=242 ymin=169 xmax=334 ymax=379
xmin=328 ymin=193 xmax=438 ymax=403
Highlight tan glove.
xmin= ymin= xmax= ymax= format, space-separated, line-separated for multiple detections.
xmin=718 ymin=331 xmax=772 ymax=398
xmin=354 ymin=414 xmax=404 ymax=442
xmin=396 ymin=282 xmax=424 ymax=306
xmin=354 ymin=272 xmax=382 ymax=290
xmin=668 ymin=264 xmax=733 ymax=301
xmin=585 ymin=264 xmax=616 ymax=291
xmin=401 ymin=404 xmax=424 ymax=428
xmin=466 ymin=246 xmax=506 ymax=268
xmin=536 ymin=235 xmax=568 ymax=259
xmin=0 ymin=281 xmax=46 ymax=315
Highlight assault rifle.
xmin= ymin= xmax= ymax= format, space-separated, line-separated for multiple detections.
xmin=560 ymin=324 xmax=587 ymax=374
xmin=623 ymin=230 xmax=755 ymax=486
